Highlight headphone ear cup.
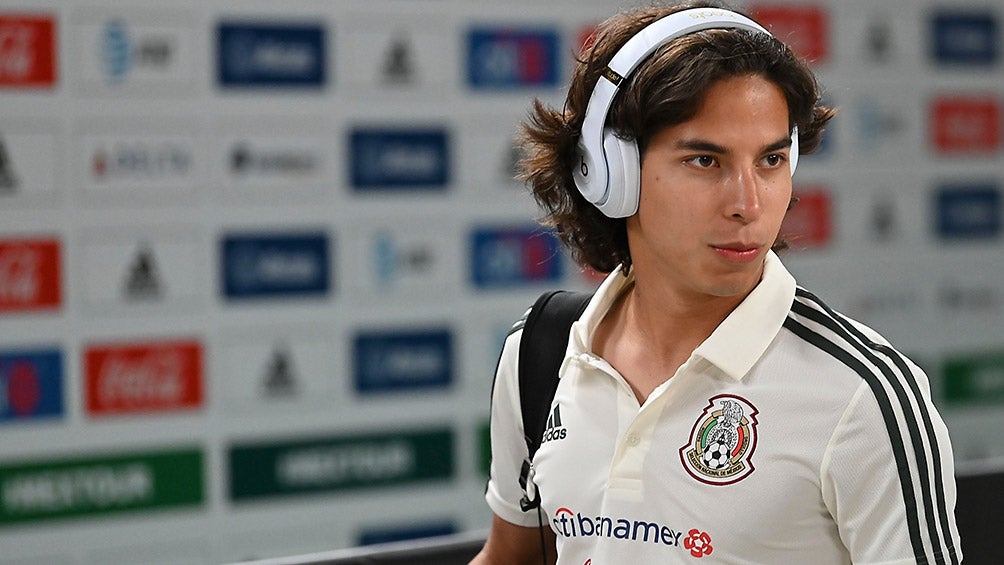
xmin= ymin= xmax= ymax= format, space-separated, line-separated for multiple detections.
xmin=599 ymin=129 xmax=640 ymax=217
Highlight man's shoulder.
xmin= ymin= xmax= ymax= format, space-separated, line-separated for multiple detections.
xmin=781 ymin=285 xmax=925 ymax=387
xmin=785 ymin=286 xmax=896 ymax=350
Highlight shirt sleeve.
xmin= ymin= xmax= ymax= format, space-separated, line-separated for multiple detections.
xmin=821 ymin=359 xmax=963 ymax=565
xmin=484 ymin=327 xmax=542 ymax=527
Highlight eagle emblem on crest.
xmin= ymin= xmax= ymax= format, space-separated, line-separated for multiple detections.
xmin=680 ymin=394 xmax=759 ymax=485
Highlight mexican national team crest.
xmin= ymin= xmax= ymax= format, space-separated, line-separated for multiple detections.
xmin=680 ymin=394 xmax=759 ymax=485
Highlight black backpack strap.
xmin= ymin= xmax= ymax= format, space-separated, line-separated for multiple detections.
xmin=517 ymin=289 xmax=593 ymax=511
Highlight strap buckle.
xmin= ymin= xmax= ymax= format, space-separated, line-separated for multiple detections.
xmin=518 ymin=457 xmax=540 ymax=512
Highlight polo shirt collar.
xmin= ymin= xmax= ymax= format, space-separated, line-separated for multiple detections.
xmin=694 ymin=251 xmax=796 ymax=381
xmin=569 ymin=251 xmax=796 ymax=382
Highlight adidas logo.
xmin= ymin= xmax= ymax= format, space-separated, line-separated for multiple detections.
xmin=541 ymin=404 xmax=567 ymax=443
xmin=123 ymin=246 xmax=161 ymax=300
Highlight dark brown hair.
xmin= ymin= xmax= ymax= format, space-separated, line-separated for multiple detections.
xmin=519 ymin=0 xmax=836 ymax=273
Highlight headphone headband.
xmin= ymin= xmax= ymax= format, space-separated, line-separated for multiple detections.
xmin=573 ymin=8 xmax=794 ymax=218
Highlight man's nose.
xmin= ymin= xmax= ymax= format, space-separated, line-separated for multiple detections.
xmin=724 ymin=165 xmax=762 ymax=222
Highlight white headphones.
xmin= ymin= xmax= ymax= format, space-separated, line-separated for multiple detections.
xmin=572 ymin=8 xmax=799 ymax=218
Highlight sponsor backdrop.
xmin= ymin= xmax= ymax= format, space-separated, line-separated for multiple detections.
xmin=0 ymin=0 xmax=1000 ymax=562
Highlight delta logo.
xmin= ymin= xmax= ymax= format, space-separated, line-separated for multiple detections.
xmin=84 ymin=339 xmax=203 ymax=416
xmin=89 ymin=137 xmax=194 ymax=182
xmin=0 ymin=238 xmax=61 ymax=312
xmin=0 ymin=348 xmax=63 ymax=422
xmin=466 ymin=26 xmax=559 ymax=89
xmin=0 ymin=14 xmax=57 ymax=87
xmin=749 ymin=4 xmax=829 ymax=64
xmin=469 ymin=226 xmax=563 ymax=288
xmin=779 ymin=187 xmax=833 ymax=250
xmin=551 ymin=507 xmax=714 ymax=558
xmin=931 ymin=96 xmax=1001 ymax=154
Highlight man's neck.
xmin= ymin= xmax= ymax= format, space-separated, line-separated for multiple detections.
xmin=622 ymin=266 xmax=754 ymax=360
xmin=591 ymin=272 xmax=753 ymax=404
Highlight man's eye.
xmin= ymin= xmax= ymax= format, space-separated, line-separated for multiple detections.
xmin=691 ymin=155 xmax=715 ymax=168
xmin=764 ymin=154 xmax=783 ymax=167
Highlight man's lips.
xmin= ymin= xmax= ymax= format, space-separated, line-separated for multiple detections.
xmin=710 ymin=243 xmax=763 ymax=263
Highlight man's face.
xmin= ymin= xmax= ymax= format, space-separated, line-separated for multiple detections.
xmin=627 ymin=73 xmax=793 ymax=301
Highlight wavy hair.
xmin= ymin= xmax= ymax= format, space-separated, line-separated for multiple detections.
xmin=519 ymin=0 xmax=836 ymax=273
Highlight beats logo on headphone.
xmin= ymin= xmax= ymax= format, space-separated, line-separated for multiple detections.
xmin=572 ymin=8 xmax=799 ymax=218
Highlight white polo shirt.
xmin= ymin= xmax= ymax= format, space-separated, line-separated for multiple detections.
xmin=486 ymin=252 xmax=962 ymax=564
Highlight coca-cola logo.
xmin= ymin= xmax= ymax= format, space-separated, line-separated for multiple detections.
xmin=0 ymin=15 xmax=57 ymax=87
xmin=0 ymin=245 xmax=40 ymax=303
xmin=931 ymin=97 xmax=1001 ymax=154
xmin=85 ymin=341 xmax=202 ymax=415
xmin=0 ymin=239 xmax=61 ymax=311
xmin=98 ymin=350 xmax=185 ymax=407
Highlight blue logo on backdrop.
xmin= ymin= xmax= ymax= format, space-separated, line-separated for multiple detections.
xmin=102 ymin=20 xmax=131 ymax=83
xmin=217 ymin=23 xmax=326 ymax=87
xmin=222 ymin=232 xmax=331 ymax=299
xmin=470 ymin=226 xmax=563 ymax=288
xmin=375 ymin=233 xmax=401 ymax=286
xmin=373 ymin=232 xmax=437 ymax=288
xmin=354 ymin=329 xmax=453 ymax=393
xmin=936 ymin=183 xmax=1001 ymax=240
xmin=466 ymin=27 xmax=559 ymax=89
xmin=931 ymin=11 xmax=998 ymax=65
xmin=358 ymin=522 xmax=457 ymax=546
xmin=350 ymin=128 xmax=450 ymax=190
xmin=0 ymin=348 xmax=64 ymax=422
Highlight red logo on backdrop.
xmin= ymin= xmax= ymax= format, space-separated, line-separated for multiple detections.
xmin=931 ymin=96 xmax=1001 ymax=154
xmin=780 ymin=188 xmax=832 ymax=250
xmin=576 ymin=25 xmax=598 ymax=56
xmin=749 ymin=4 xmax=829 ymax=64
xmin=0 ymin=14 xmax=57 ymax=87
xmin=8 ymin=360 xmax=40 ymax=415
xmin=0 ymin=239 xmax=61 ymax=312
xmin=85 ymin=340 xmax=203 ymax=415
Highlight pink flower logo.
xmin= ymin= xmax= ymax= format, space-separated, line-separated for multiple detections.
xmin=683 ymin=528 xmax=714 ymax=558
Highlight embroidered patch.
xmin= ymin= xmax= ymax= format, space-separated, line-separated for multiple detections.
xmin=679 ymin=394 xmax=759 ymax=485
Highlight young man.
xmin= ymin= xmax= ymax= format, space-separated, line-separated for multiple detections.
xmin=473 ymin=2 xmax=962 ymax=564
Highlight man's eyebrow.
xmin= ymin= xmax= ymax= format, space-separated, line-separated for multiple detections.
xmin=674 ymin=139 xmax=728 ymax=154
xmin=763 ymin=135 xmax=794 ymax=153
xmin=674 ymin=135 xmax=793 ymax=154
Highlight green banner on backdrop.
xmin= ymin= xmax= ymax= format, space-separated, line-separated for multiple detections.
xmin=0 ymin=448 xmax=203 ymax=526
xmin=229 ymin=427 xmax=454 ymax=501
xmin=943 ymin=350 xmax=1004 ymax=405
